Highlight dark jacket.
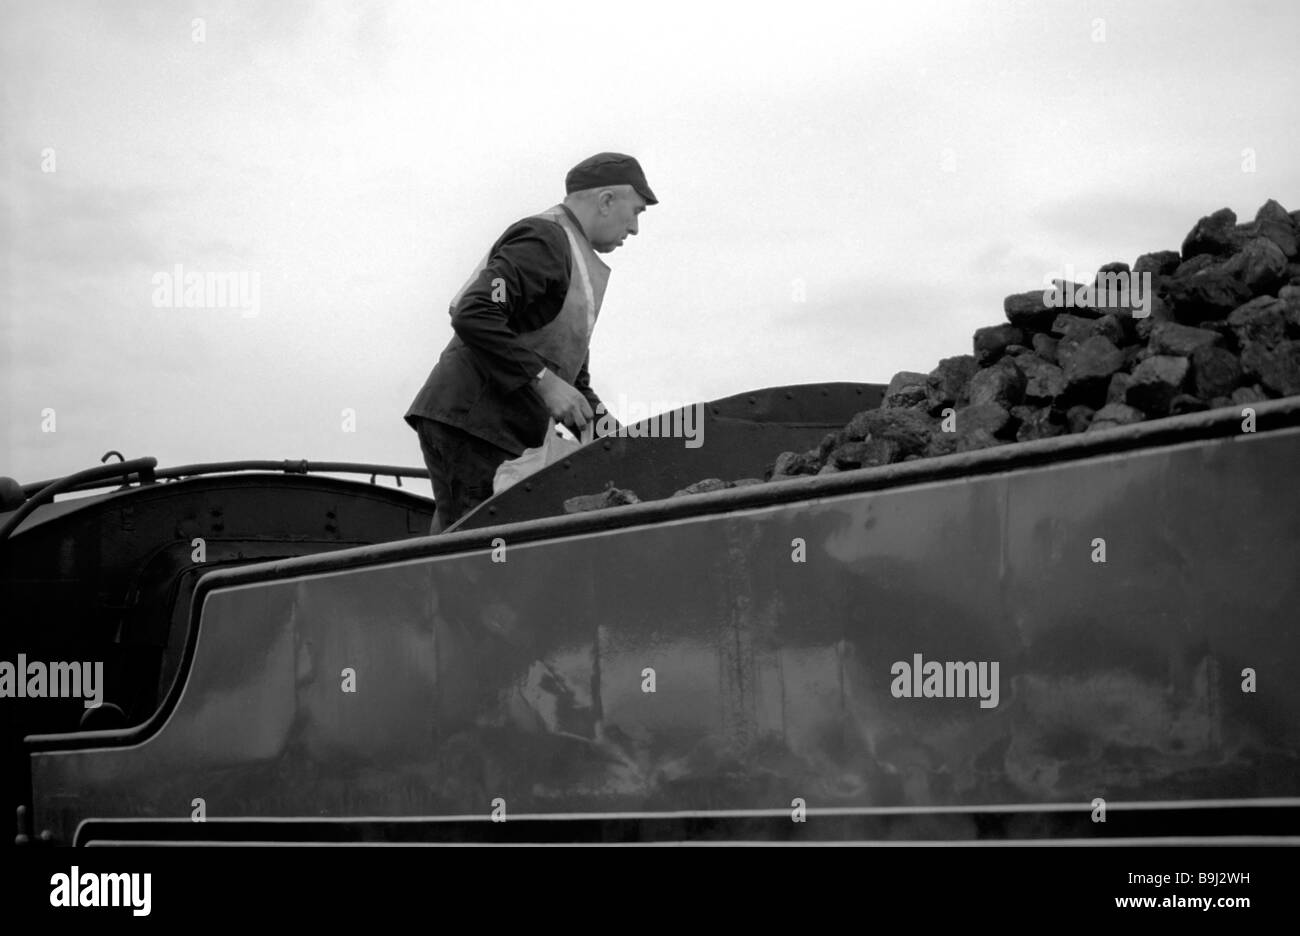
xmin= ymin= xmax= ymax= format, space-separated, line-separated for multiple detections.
xmin=404 ymin=206 xmax=607 ymax=455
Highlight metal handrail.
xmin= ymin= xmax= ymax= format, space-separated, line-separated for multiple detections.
xmin=1 ymin=458 xmax=159 ymax=542
xmin=19 ymin=459 xmax=429 ymax=499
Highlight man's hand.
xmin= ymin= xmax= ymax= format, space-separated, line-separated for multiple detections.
xmin=535 ymin=368 xmax=593 ymax=434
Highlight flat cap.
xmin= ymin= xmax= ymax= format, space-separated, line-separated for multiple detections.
xmin=565 ymin=152 xmax=658 ymax=205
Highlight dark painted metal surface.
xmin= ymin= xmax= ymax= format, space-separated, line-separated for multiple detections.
xmin=3 ymin=472 xmax=435 ymax=729
xmin=455 ymin=382 xmax=884 ymax=530
xmin=26 ymin=405 xmax=1300 ymax=843
xmin=3 ymin=472 xmax=436 ymax=840
xmin=1 ymin=457 xmax=158 ymax=541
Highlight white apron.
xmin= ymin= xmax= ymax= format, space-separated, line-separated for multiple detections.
xmin=489 ymin=206 xmax=610 ymax=494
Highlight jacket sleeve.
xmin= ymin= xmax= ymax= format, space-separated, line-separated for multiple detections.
xmin=448 ymin=221 xmax=570 ymax=394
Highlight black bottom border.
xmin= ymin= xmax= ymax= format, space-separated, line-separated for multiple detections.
xmin=8 ymin=843 xmax=1287 ymax=923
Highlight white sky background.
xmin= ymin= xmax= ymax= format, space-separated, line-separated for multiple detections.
xmin=2 ymin=0 xmax=1298 ymax=491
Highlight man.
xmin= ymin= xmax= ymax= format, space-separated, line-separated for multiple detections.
xmin=404 ymin=152 xmax=657 ymax=533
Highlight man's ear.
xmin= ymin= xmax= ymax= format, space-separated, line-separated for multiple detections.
xmin=598 ymin=189 xmax=616 ymax=213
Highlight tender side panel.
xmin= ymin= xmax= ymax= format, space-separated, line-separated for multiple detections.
xmin=30 ymin=427 xmax=1300 ymax=843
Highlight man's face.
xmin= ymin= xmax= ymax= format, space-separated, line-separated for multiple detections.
xmin=591 ymin=188 xmax=647 ymax=253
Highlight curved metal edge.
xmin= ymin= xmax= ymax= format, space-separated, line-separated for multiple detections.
xmin=19 ymin=459 xmax=431 ymax=499
xmin=452 ymin=381 xmax=886 ymax=531
xmin=27 ymin=557 xmax=229 ymax=754
xmin=158 ymin=394 xmax=1300 ymax=584
xmin=1 ymin=458 xmax=158 ymax=542
xmin=2 ymin=471 xmax=436 ymax=541
xmin=700 ymin=381 xmax=885 ymax=421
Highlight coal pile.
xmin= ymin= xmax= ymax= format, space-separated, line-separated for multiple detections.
xmin=565 ymin=198 xmax=1300 ymax=511
xmin=765 ymin=198 xmax=1300 ymax=482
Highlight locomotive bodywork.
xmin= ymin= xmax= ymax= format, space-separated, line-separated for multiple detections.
xmin=6 ymin=386 xmax=1299 ymax=844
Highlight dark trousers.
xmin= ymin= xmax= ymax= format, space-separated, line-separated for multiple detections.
xmin=414 ymin=417 xmax=515 ymax=534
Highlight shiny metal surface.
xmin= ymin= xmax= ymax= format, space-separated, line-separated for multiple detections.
xmin=456 ymin=382 xmax=884 ymax=530
xmin=28 ymin=415 xmax=1300 ymax=843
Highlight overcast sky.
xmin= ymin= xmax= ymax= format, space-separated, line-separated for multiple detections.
xmin=3 ymin=0 xmax=1298 ymax=492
